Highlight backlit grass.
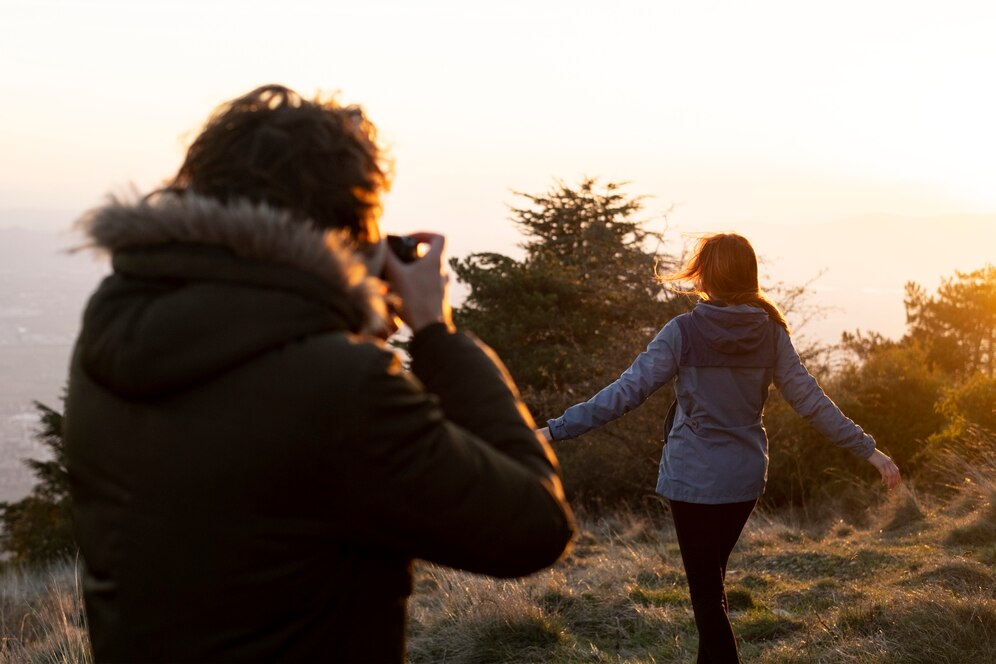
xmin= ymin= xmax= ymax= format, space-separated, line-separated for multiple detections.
xmin=3 ymin=467 xmax=995 ymax=663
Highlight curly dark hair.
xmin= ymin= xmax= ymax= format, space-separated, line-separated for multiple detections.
xmin=169 ymin=84 xmax=390 ymax=242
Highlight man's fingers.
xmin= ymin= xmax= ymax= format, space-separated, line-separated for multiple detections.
xmin=404 ymin=232 xmax=445 ymax=259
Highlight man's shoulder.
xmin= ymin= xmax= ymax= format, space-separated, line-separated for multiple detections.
xmin=256 ymin=332 xmax=407 ymax=429
xmin=292 ymin=330 xmax=399 ymax=373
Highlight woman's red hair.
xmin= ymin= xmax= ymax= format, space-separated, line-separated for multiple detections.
xmin=664 ymin=233 xmax=789 ymax=331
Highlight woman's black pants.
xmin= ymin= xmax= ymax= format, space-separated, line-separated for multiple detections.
xmin=669 ymin=498 xmax=757 ymax=664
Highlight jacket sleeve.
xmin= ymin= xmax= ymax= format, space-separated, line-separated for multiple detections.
xmin=772 ymin=328 xmax=876 ymax=459
xmin=546 ymin=320 xmax=680 ymax=440
xmin=336 ymin=323 xmax=576 ymax=578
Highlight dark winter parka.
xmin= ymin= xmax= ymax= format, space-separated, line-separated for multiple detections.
xmin=65 ymin=193 xmax=576 ymax=663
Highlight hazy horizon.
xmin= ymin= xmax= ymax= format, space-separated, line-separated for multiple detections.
xmin=3 ymin=208 xmax=993 ymax=345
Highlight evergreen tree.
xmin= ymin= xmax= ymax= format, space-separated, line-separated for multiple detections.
xmin=452 ymin=178 xmax=684 ymax=406
xmin=451 ymin=178 xmax=688 ymax=505
xmin=0 ymin=401 xmax=76 ymax=566
xmin=904 ymin=264 xmax=996 ymax=377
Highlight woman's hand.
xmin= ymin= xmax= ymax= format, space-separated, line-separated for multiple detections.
xmin=867 ymin=449 xmax=902 ymax=490
xmin=536 ymin=427 xmax=552 ymax=442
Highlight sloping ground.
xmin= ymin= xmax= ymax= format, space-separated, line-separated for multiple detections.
xmin=407 ymin=484 xmax=996 ymax=663
xmin=1 ymin=481 xmax=993 ymax=663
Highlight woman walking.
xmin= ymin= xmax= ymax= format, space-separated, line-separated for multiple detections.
xmin=539 ymin=233 xmax=901 ymax=663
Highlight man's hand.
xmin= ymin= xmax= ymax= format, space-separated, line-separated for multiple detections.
xmin=383 ymin=233 xmax=454 ymax=333
xmin=536 ymin=427 xmax=552 ymax=442
xmin=867 ymin=449 xmax=902 ymax=490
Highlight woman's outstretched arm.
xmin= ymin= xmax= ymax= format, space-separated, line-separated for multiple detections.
xmin=544 ymin=320 xmax=680 ymax=441
xmin=772 ymin=328 xmax=901 ymax=489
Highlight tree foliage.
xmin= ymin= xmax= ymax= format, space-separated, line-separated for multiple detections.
xmin=850 ymin=265 xmax=996 ymax=470
xmin=904 ymin=264 xmax=996 ymax=377
xmin=452 ymin=181 xmax=993 ymax=510
xmin=836 ymin=343 xmax=947 ymax=471
xmin=452 ymin=178 xmax=685 ymax=406
xmin=764 ymin=265 xmax=996 ymax=510
xmin=921 ymin=373 xmax=996 ymax=467
xmin=451 ymin=178 xmax=688 ymax=505
xmin=0 ymin=401 xmax=76 ymax=566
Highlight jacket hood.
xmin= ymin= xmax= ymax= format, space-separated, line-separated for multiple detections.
xmin=74 ymin=192 xmax=388 ymax=398
xmin=688 ymin=301 xmax=774 ymax=354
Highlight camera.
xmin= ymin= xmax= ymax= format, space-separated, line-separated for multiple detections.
xmin=386 ymin=234 xmax=421 ymax=263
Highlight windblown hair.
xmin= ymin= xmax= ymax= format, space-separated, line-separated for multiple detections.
xmin=664 ymin=233 xmax=789 ymax=331
xmin=167 ymin=84 xmax=391 ymax=243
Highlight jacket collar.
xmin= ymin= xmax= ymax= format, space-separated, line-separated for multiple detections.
xmin=76 ymin=191 xmax=387 ymax=334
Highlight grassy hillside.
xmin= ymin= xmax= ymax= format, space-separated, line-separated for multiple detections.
xmin=3 ymin=468 xmax=994 ymax=663
xmin=406 ymin=479 xmax=995 ymax=663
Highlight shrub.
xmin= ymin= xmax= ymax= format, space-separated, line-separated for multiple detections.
xmin=0 ymin=401 xmax=76 ymax=567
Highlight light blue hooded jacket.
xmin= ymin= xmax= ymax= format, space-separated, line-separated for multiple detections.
xmin=547 ymin=302 xmax=876 ymax=504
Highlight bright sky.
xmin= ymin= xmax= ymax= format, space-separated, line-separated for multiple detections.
xmin=2 ymin=0 xmax=994 ymax=339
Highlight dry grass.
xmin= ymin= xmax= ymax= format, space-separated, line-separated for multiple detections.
xmin=408 ymin=480 xmax=996 ymax=663
xmin=0 ymin=557 xmax=91 ymax=664
xmin=2 ymin=472 xmax=994 ymax=663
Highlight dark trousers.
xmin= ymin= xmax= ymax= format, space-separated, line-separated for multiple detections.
xmin=669 ymin=498 xmax=757 ymax=664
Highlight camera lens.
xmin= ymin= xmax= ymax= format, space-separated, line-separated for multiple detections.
xmin=386 ymin=235 xmax=421 ymax=263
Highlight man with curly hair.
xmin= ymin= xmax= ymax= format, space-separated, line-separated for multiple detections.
xmin=65 ymin=85 xmax=575 ymax=662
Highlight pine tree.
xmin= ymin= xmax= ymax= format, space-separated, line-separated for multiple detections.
xmin=904 ymin=264 xmax=996 ymax=377
xmin=452 ymin=178 xmax=683 ymax=404
xmin=0 ymin=401 xmax=76 ymax=566
xmin=450 ymin=178 xmax=688 ymax=505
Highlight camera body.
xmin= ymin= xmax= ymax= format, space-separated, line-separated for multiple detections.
xmin=386 ymin=234 xmax=421 ymax=263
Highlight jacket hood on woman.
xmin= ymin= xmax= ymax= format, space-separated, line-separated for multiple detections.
xmin=684 ymin=300 xmax=775 ymax=357
xmin=66 ymin=192 xmax=575 ymax=662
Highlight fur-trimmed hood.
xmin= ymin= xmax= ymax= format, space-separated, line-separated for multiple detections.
xmin=78 ymin=191 xmax=386 ymax=332
xmin=73 ymin=192 xmax=389 ymax=398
